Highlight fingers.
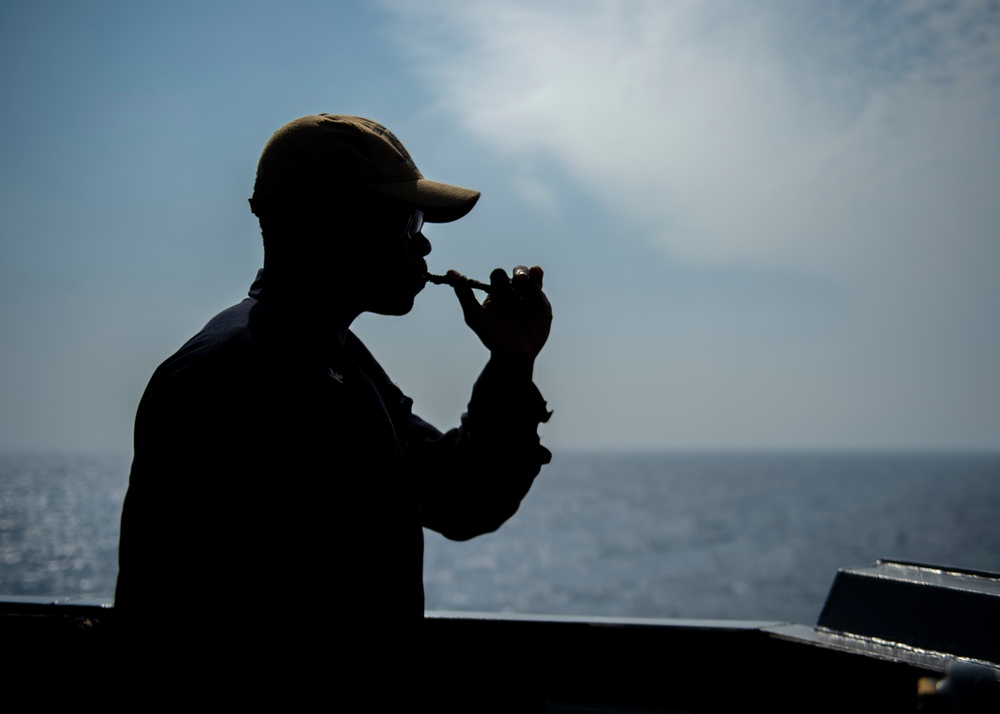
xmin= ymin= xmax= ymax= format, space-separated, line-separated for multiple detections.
xmin=488 ymin=265 xmax=544 ymax=297
xmin=511 ymin=265 xmax=530 ymax=291
xmin=511 ymin=265 xmax=546 ymax=306
xmin=446 ymin=264 xmax=551 ymax=357
xmin=450 ymin=264 xmax=547 ymax=316
xmin=448 ymin=269 xmax=482 ymax=328
xmin=489 ymin=268 xmax=510 ymax=294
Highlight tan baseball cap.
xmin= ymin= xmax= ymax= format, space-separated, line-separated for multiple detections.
xmin=249 ymin=114 xmax=480 ymax=223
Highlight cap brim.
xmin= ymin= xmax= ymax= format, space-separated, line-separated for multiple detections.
xmin=368 ymin=178 xmax=480 ymax=223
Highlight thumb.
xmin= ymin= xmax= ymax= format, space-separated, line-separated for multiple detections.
xmin=449 ymin=271 xmax=483 ymax=328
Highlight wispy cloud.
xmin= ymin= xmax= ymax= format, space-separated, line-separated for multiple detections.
xmin=385 ymin=0 xmax=1000 ymax=278
xmin=380 ymin=0 xmax=1000 ymax=448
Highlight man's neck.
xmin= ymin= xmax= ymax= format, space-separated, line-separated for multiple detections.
xmin=254 ymin=265 xmax=360 ymax=347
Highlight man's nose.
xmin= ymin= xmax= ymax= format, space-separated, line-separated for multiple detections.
xmin=412 ymin=232 xmax=431 ymax=257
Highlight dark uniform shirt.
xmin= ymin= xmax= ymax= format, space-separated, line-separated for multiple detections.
xmin=115 ymin=271 xmax=550 ymax=670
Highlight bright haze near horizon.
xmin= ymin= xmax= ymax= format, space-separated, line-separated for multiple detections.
xmin=1 ymin=1 xmax=998 ymax=454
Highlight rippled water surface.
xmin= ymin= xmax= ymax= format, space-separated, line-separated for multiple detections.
xmin=2 ymin=450 xmax=998 ymax=625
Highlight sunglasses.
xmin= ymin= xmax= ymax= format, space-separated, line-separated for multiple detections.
xmin=405 ymin=209 xmax=424 ymax=241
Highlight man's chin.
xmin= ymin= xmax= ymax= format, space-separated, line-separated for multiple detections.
xmin=365 ymin=278 xmax=424 ymax=317
xmin=371 ymin=295 xmax=417 ymax=317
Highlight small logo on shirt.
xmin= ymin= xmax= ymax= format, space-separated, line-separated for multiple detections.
xmin=328 ymin=368 xmax=344 ymax=384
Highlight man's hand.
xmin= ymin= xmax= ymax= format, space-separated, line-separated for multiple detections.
xmin=451 ymin=265 xmax=552 ymax=363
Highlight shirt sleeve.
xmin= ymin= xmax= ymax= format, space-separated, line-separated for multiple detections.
xmin=402 ymin=359 xmax=552 ymax=541
xmin=345 ymin=330 xmax=551 ymax=541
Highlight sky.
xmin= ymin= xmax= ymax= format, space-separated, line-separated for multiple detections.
xmin=1 ymin=0 xmax=998 ymax=453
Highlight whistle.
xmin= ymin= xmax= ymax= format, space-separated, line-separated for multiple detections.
xmin=425 ymin=272 xmax=493 ymax=294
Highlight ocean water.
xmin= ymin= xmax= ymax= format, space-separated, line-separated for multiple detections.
xmin=2 ymin=450 xmax=998 ymax=625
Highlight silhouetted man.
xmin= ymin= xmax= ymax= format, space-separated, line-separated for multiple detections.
xmin=115 ymin=115 xmax=551 ymax=682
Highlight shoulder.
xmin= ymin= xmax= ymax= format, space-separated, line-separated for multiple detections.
xmin=142 ymin=298 xmax=258 ymax=399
